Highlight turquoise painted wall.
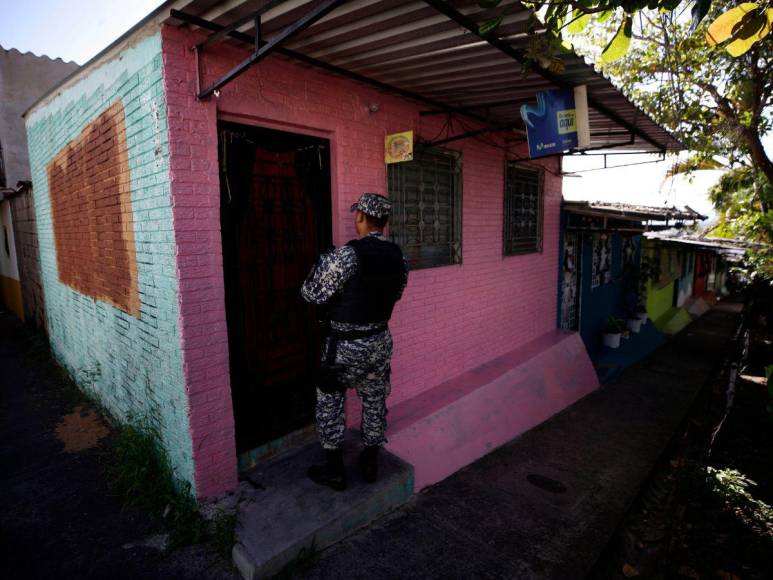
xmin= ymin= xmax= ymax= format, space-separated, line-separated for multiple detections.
xmin=25 ymin=30 xmax=195 ymax=493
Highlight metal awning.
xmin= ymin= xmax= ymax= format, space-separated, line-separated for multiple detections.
xmin=563 ymin=200 xmax=707 ymax=223
xmin=166 ymin=0 xmax=683 ymax=153
xmin=644 ymin=231 xmax=765 ymax=261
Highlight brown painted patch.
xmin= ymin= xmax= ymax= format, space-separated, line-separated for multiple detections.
xmin=55 ymin=405 xmax=111 ymax=453
xmin=47 ymin=101 xmax=140 ymax=316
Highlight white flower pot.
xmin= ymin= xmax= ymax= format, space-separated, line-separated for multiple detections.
xmin=603 ymin=332 xmax=622 ymax=348
xmin=627 ymin=318 xmax=642 ymax=334
xmin=636 ymin=311 xmax=648 ymax=323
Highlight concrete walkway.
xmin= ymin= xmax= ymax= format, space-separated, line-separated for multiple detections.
xmin=298 ymin=306 xmax=741 ymax=579
xmin=0 ymin=313 xmax=237 ymax=580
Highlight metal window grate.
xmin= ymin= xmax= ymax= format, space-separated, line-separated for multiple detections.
xmin=388 ymin=147 xmax=462 ymax=270
xmin=503 ymin=163 xmax=543 ymax=256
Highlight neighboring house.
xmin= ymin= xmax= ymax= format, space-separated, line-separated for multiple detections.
xmin=644 ymin=231 xmax=750 ymax=321
xmin=23 ymin=1 xmax=681 ymax=500
xmin=557 ymin=200 xmax=704 ymax=382
xmin=0 ymin=47 xmax=78 ymax=326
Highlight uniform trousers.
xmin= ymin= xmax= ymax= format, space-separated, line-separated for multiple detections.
xmin=315 ymin=330 xmax=393 ymax=450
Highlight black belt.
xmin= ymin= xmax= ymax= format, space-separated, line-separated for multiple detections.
xmin=329 ymin=324 xmax=387 ymax=341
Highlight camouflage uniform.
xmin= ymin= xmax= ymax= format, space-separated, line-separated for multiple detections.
xmin=301 ymin=198 xmax=408 ymax=451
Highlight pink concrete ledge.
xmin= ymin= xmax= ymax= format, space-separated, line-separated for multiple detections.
xmin=385 ymin=330 xmax=599 ymax=490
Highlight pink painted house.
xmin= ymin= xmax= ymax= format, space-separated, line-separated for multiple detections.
xmin=25 ymin=1 xmax=680 ymax=500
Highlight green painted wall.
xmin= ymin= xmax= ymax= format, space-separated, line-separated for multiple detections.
xmin=646 ymin=277 xmax=675 ymax=325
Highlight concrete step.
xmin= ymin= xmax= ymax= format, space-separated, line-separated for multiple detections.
xmin=232 ymin=435 xmax=413 ymax=579
xmin=385 ymin=329 xmax=599 ymax=490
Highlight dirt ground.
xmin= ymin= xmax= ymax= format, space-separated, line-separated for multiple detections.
xmin=0 ymin=313 xmax=238 ymax=580
xmin=590 ymin=320 xmax=773 ymax=580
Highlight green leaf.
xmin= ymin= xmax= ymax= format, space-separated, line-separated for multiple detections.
xmin=706 ymin=3 xmax=759 ymax=46
xmin=725 ymin=10 xmax=773 ymax=56
xmin=479 ymin=15 xmax=504 ymax=36
xmin=597 ymin=9 xmax=614 ymax=23
xmin=567 ymin=10 xmax=591 ymax=34
xmin=601 ymin=14 xmax=633 ymax=64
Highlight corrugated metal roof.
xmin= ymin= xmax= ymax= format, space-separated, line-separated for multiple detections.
xmin=166 ymin=0 xmax=683 ymax=152
xmin=563 ymin=200 xmax=706 ymax=222
xmin=24 ymin=0 xmax=683 ymax=154
xmin=645 ymin=230 xmax=767 ymax=257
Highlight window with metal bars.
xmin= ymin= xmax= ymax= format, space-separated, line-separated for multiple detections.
xmin=387 ymin=147 xmax=462 ymax=270
xmin=503 ymin=163 xmax=543 ymax=256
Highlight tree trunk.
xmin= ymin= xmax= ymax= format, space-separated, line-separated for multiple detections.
xmin=743 ymin=127 xmax=773 ymax=213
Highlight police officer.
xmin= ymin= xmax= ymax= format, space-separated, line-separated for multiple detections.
xmin=301 ymin=193 xmax=408 ymax=491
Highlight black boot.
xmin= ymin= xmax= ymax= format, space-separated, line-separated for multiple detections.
xmin=359 ymin=445 xmax=380 ymax=483
xmin=308 ymin=449 xmax=346 ymax=491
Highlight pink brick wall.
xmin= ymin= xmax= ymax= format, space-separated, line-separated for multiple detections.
xmin=161 ymin=25 xmax=561 ymax=498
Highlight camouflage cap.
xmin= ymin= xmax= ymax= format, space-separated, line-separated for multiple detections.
xmin=349 ymin=192 xmax=391 ymax=219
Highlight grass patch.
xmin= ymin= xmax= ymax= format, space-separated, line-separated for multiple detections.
xmin=209 ymin=510 xmax=238 ymax=560
xmin=16 ymin=323 xmax=237 ymax=558
xmin=707 ymin=466 xmax=773 ymax=530
xmin=100 ymin=419 xmax=206 ymax=549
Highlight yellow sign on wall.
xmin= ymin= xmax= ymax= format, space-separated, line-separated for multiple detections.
xmin=385 ymin=131 xmax=413 ymax=164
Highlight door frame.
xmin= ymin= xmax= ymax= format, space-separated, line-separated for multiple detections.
xmin=217 ymin=115 xmax=336 ymax=466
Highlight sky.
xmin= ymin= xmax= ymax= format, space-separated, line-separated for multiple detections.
xmin=1 ymin=0 xmax=769 ymax=218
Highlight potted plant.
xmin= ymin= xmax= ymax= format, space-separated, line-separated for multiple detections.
xmin=635 ymin=305 xmax=648 ymax=323
xmin=626 ymin=313 xmax=643 ymax=334
xmin=603 ymin=316 xmax=624 ymax=349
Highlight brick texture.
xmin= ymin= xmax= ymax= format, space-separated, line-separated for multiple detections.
xmin=26 ymin=29 xmax=196 ymax=495
xmin=9 ymin=188 xmax=47 ymax=334
xmin=47 ymin=101 xmax=140 ymax=317
xmin=161 ymin=25 xmax=562 ymax=497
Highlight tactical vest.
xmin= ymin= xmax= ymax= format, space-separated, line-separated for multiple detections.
xmin=328 ymin=236 xmax=405 ymax=325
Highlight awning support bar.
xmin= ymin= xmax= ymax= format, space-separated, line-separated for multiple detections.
xmin=196 ymin=0 xmax=285 ymax=51
xmin=197 ymin=0 xmax=346 ymax=100
xmin=170 ymin=9 xmax=491 ymax=123
xmin=423 ymin=122 xmax=523 ymax=147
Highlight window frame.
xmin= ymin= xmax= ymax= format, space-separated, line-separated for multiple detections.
xmin=387 ymin=145 xmax=463 ymax=271
xmin=502 ymin=162 xmax=545 ymax=257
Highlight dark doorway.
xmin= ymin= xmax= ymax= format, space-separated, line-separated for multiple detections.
xmin=219 ymin=121 xmax=332 ymax=454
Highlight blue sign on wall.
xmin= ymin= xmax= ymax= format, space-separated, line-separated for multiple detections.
xmin=520 ymin=88 xmax=578 ymax=158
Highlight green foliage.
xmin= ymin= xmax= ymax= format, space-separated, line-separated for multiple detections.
xmin=479 ymin=1 xmax=772 ymax=60
xmin=601 ymin=12 xmax=633 ymax=62
xmin=706 ymin=2 xmax=773 ymax=56
xmin=601 ymin=1 xmax=772 ymax=164
xmin=606 ymin=315 xmax=625 ymax=332
xmin=209 ymin=511 xmax=238 ymax=560
xmin=709 ymin=167 xmax=773 ymax=240
xmin=101 ymin=418 xmax=206 ymax=548
xmin=706 ymin=466 xmax=773 ymax=526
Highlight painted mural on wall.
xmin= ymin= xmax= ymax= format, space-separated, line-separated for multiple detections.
xmin=591 ymin=234 xmax=611 ymax=288
xmin=560 ymin=232 xmax=580 ymax=330
xmin=47 ymin=101 xmax=140 ymax=317
xmin=622 ymin=235 xmax=636 ymax=272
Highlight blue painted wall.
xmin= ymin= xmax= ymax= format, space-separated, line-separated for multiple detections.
xmin=570 ymin=231 xmax=641 ymax=359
